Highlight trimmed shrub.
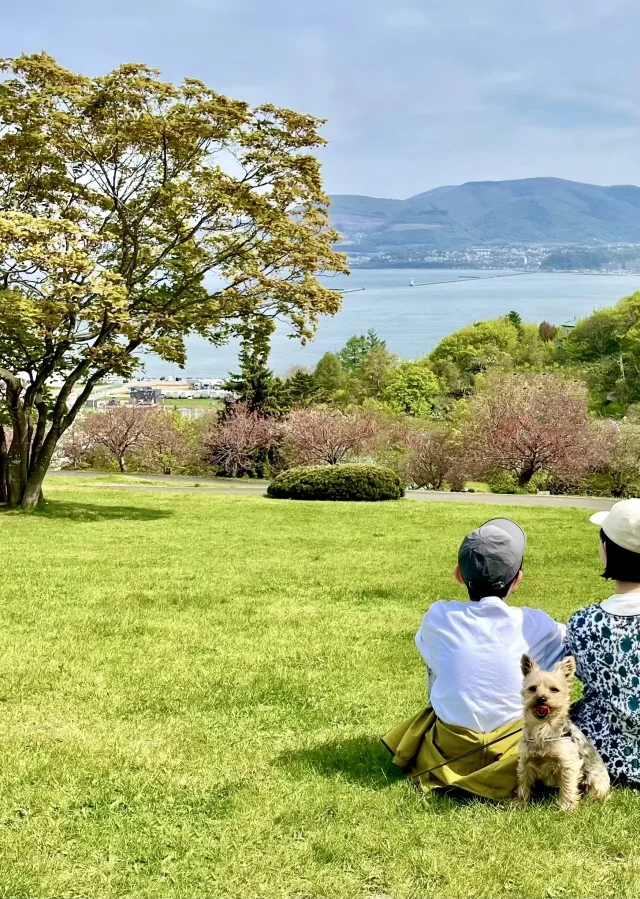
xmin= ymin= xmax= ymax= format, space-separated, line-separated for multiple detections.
xmin=267 ymin=463 xmax=404 ymax=502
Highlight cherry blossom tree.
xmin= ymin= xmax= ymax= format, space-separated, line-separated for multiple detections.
xmin=461 ymin=373 xmax=609 ymax=487
xmin=204 ymin=402 xmax=282 ymax=478
xmin=284 ymin=407 xmax=379 ymax=466
xmin=403 ymin=428 xmax=464 ymax=490
xmin=58 ymin=422 xmax=97 ymax=470
xmin=78 ymin=405 xmax=162 ymax=473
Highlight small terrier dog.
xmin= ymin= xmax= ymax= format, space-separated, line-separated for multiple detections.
xmin=516 ymin=654 xmax=610 ymax=811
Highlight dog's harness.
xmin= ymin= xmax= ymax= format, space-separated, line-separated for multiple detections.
xmin=522 ymin=729 xmax=572 ymax=744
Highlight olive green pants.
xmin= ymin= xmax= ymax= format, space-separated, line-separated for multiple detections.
xmin=382 ymin=707 xmax=522 ymax=800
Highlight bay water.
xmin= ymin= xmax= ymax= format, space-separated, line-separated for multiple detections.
xmin=142 ymin=269 xmax=640 ymax=378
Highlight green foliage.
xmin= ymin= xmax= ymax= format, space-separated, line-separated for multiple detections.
xmin=485 ymin=470 xmax=522 ymax=494
xmin=540 ymin=249 xmax=612 ymax=271
xmin=0 ymin=52 xmax=347 ymax=508
xmin=565 ymin=309 xmax=622 ymax=363
xmin=485 ymin=469 xmax=548 ymax=495
xmin=383 ymin=361 xmax=443 ymax=417
xmin=513 ymin=322 xmax=557 ymax=369
xmin=506 ymin=310 xmax=523 ymax=330
xmin=337 ymin=329 xmax=385 ymax=373
xmin=429 ymin=317 xmax=520 ymax=394
xmin=267 ymin=463 xmax=404 ymax=501
xmin=283 ymin=369 xmax=322 ymax=406
xmin=313 ymin=352 xmax=345 ymax=400
xmin=313 ymin=337 xmax=400 ymax=405
xmin=563 ymin=293 xmax=640 ymax=410
xmin=360 ymin=345 xmax=399 ymax=397
xmin=224 ymin=328 xmax=288 ymax=415
xmin=431 ymin=317 xmax=519 ymax=367
xmin=582 ymin=472 xmax=638 ymax=499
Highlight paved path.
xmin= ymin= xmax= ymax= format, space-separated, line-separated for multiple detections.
xmin=48 ymin=470 xmax=615 ymax=510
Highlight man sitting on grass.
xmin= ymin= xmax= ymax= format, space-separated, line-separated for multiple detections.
xmin=383 ymin=518 xmax=566 ymax=800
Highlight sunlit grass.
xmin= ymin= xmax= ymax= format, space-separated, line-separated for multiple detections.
xmin=0 ymin=480 xmax=637 ymax=898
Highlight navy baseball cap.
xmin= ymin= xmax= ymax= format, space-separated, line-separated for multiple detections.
xmin=458 ymin=518 xmax=527 ymax=592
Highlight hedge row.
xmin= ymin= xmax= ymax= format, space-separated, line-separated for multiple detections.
xmin=267 ymin=463 xmax=404 ymax=502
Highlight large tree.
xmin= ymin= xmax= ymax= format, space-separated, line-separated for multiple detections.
xmin=460 ymin=373 xmax=608 ymax=487
xmin=284 ymin=407 xmax=379 ymax=466
xmin=563 ymin=294 xmax=640 ymax=410
xmin=383 ymin=361 xmax=443 ymax=417
xmin=0 ymin=53 xmax=346 ymax=509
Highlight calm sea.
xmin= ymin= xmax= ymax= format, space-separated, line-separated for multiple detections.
xmin=142 ymin=269 xmax=640 ymax=378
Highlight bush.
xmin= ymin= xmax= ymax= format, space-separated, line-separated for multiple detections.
xmin=486 ymin=469 xmax=554 ymax=495
xmin=485 ymin=470 xmax=522 ymax=494
xmin=267 ymin=463 xmax=404 ymax=502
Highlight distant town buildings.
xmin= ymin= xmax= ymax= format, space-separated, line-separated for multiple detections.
xmin=350 ymin=243 xmax=640 ymax=273
xmin=130 ymin=387 xmax=163 ymax=404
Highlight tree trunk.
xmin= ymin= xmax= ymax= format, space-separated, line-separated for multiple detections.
xmin=18 ymin=424 xmax=65 ymax=511
xmin=6 ymin=413 xmax=29 ymax=508
xmin=118 ymin=455 xmax=127 ymax=473
xmin=518 ymin=468 xmax=536 ymax=487
xmin=0 ymin=426 xmax=7 ymax=505
xmin=1 ymin=363 xmax=110 ymax=511
xmin=21 ymin=474 xmax=45 ymax=510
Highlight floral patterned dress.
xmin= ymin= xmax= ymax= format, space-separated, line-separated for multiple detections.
xmin=567 ymin=602 xmax=640 ymax=784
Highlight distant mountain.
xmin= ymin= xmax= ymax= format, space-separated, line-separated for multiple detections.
xmin=329 ymin=178 xmax=640 ymax=251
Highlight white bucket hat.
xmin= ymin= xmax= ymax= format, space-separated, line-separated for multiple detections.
xmin=590 ymin=499 xmax=640 ymax=554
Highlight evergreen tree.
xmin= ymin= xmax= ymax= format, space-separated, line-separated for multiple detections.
xmin=314 ymin=352 xmax=345 ymax=399
xmin=507 ymin=310 xmax=523 ymax=331
xmin=338 ymin=329 xmax=386 ymax=373
xmin=284 ymin=369 xmax=322 ymax=406
xmin=224 ymin=329 xmax=287 ymax=415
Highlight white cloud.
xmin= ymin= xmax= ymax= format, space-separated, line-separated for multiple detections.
xmin=3 ymin=0 xmax=640 ymax=195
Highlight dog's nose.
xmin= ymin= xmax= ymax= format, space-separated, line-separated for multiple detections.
xmin=537 ymin=695 xmax=547 ymax=704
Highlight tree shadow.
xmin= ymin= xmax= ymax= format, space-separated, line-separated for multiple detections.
xmin=31 ymin=500 xmax=174 ymax=523
xmin=276 ymin=735 xmax=404 ymax=789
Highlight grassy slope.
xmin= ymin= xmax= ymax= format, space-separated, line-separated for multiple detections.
xmin=0 ymin=479 xmax=638 ymax=898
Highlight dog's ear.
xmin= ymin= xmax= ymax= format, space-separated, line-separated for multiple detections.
xmin=521 ymin=654 xmax=538 ymax=677
xmin=554 ymin=656 xmax=576 ymax=681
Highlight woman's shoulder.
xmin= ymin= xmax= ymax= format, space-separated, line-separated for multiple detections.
xmin=567 ymin=603 xmax=604 ymax=631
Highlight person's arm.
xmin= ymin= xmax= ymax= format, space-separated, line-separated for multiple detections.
xmin=530 ymin=612 xmax=566 ymax=668
xmin=415 ymin=610 xmax=436 ymax=699
xmin=427 ymin=665 xmax=435 ymax=701
xmin=543 ymin=615 xmax=567 ymax=666
xmin=415 ymin=614 xmax=429 ymax=660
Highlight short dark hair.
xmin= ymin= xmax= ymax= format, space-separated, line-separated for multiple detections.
xmin=467 ymin=571 xmax=521 ymax=601
xmin=601 ymin=529 xmax=640 ymax=582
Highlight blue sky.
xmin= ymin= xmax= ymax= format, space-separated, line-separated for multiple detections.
xmin=3 ymin=0 xmax=640 ymax=197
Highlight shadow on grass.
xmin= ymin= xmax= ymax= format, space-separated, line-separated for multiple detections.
xmin=31 ymin=500 xmax=174 ymax=523
xmin=276 ymin=735 xmax=404 ymax=788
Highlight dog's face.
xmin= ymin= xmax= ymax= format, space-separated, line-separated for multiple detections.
xmin=520 ymin=654 xmax=575 ymax=724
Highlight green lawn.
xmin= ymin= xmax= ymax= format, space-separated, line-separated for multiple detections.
xmin=0 ymin=480 xmax=638 ymax=898
xmin=160 ymin=397 xmax=222 ymax=409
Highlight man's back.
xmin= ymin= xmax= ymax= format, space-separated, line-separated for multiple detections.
xmin=416 ymin=596 xmax=566 ymax=732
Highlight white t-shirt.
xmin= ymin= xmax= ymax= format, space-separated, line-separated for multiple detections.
xmin=415 ymin=596 xmax=566 ymax=733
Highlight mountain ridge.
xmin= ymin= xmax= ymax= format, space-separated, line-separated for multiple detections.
xmin=328 ymin=177 xmax=640 ymax=251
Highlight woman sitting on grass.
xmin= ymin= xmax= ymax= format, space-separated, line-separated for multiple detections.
xmin=567 ymin=499 xmax=640 ymax=787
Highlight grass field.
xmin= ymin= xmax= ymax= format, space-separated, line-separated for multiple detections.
xmin=0 ymin=479 xmax=638 ymax=898
xmin=160 ymin=397 xmax=222 ymax=410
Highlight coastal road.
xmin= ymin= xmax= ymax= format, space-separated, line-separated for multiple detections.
xmin=47 ymin=470 xmax=615 ymax=510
